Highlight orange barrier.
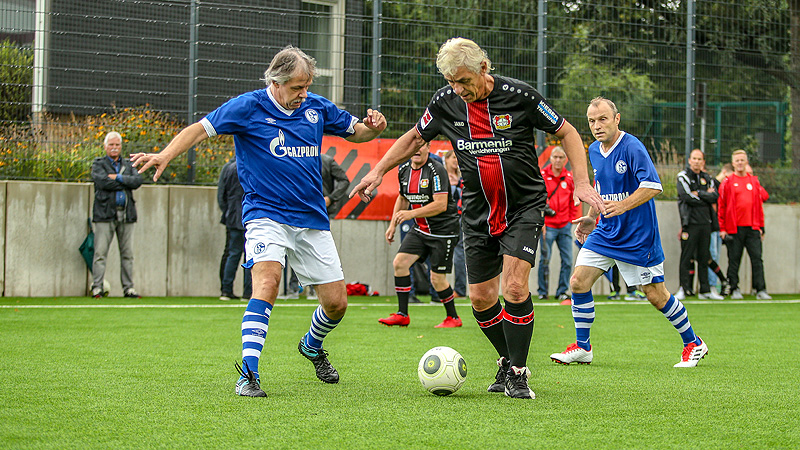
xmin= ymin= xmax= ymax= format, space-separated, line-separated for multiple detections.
xmin=324 ymin=135 xmax=556 ymax=220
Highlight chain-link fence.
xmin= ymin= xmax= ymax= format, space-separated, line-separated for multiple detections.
xmin=1 ymin=0 xmax=798 ymax=200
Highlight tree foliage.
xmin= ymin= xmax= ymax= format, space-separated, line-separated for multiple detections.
xmin=0 ymin=40 xmax=34 ymax=127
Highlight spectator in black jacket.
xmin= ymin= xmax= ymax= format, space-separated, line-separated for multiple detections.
xmin=675 ymin=149 xmax=722 ymax=300
xmin=218 ymin=158 xmax=252 ymax=301
xmin=91 ymin=131 xmax=143 ymax=298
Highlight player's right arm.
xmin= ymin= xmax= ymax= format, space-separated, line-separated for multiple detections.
xmin=385 ymin=195 xmax=410 ymax=243
xmin=350 ymin=128 xmax=426 ymax=202
xmin=131 ymin=122 xmax=210 ymax=182
xmin=572 ymin=205 xmax=600 ymax=244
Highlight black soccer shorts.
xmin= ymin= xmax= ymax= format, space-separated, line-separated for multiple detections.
xmin=397 ymin=228 xmax=458 ymax=274
xmin=463 ymin=208 xmax=543 ymax=284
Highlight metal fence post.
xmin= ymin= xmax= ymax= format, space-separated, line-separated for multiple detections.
xmin=684 ymin=0 xmax=696 ymax=160
xmin=536 ymin=0 xmax=547 ymax=152
xmin=187 ymin=0 xmax=199 ymax=183
xmin=371 ymin=0 xmax=382 ymax=109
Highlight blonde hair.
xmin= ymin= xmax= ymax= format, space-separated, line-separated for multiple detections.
xmin=731 ymin=149 xmax=748 ymax=157
xmin=443 ymin=149 xmax=461 ymax=177
xmin=436 ymin=38 xmax=493 ymax=78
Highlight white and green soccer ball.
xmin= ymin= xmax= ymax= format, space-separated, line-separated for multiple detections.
xmin=417 ymin=346 xmax=467 ymax=396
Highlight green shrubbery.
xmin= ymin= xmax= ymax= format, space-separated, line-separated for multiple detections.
xmin=0 ymin=106 xmax=233 ymax=184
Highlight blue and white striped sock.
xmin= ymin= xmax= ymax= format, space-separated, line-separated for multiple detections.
xmin=660 ymin=295 xmax=701 ymax=346
xmin=241 ymin=298 xmax=273 ymax=378
xmin=572 ymin=291 xmax=595 ymax=351
xmin=303 ymin=305 xmax=341 ymax=350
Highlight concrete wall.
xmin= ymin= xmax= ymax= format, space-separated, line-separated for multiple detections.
xmin=2 ymin=181 xmax=797 ymax=297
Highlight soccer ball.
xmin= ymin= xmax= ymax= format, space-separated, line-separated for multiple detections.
xmin=417 ymin=346 xmax=467 ymax=396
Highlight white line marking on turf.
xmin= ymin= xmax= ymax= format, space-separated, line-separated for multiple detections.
xmin=2 ymin=299 xmax=799 ymax=309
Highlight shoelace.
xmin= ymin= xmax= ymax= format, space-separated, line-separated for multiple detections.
xmin=235 ymin=360 xmax=259 ymax=384
xmin=566 ymin=343 xmax=581 ymax=352
xmin=681 ymin=344 xmax=695 ymax=361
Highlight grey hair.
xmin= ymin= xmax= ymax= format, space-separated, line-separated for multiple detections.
xmin=588 ymin=96 xmax=619 ymax=115
xmin=263 ymin=45 xmax=316 ymax=85
xmin=104 ymin=131 xmax=122 ymax=146
xmin=436 ymin=38 xmax=493 ymax=78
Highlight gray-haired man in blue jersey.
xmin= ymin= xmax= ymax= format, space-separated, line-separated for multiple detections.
xmin=132 ymin=46 xmax=386 ymax=397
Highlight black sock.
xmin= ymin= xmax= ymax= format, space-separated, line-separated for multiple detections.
xmin=502 ymin=294 xmax=535 ymax=368
xmin=472 ymin=300 xmax=509 ymax=359
xmin=708 ymin=260 xmax=727 ymax=283
xmin=437 ymin=286 xmax=458 ymax=318
xmin=395 ymin=275 xmax=412 ymax=316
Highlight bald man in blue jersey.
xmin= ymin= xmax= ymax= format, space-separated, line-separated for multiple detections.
xmin=132 ymin=46 xmax=386 ymax=397
xmin=550 ymin=97 xmax=708 ymax=368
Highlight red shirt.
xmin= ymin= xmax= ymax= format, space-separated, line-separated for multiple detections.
xmin=718 ymin=173 xmax=768 ymax=234
xmin=541 ymin=164 xmax=579 ymax=228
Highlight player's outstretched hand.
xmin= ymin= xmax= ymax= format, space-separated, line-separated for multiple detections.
xmin=363 ymin=109 xmax=387 ymax=133
xmin=350 ymin=169 xmax=383 ymax=203
xmin=602 ymin=200 xmax=627 ymax=218
xmin=572 ymin=215 xmax=596 ymax=244
xmin=130 ymin=152 xmax=170 ymax=182
xmin=574 ymin=181 xmax=605 ymax=214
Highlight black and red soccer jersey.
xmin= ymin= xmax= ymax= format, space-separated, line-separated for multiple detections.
xmin=398 ymin=157 xmax=460 ymax=237
xmin=415 ymin=75 xmax=565 ymax=237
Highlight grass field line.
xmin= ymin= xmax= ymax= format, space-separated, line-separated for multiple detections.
xmin=2 ymin=298 xmax=799 ymax=309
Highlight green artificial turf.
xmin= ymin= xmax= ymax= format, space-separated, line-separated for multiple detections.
xmin=1 ymin=296 xmax=798 ymax=449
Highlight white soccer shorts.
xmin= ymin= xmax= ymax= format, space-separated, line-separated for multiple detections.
xmin=244 ymin=217 xmax=344 ymax=286
xmin=575 ymin=247 xmax=664 ymax=287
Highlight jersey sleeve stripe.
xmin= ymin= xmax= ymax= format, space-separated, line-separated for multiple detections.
xmin=200 ymin=117 xmax=217 ymax=137
xmin=640 ymin=181 xmax=663 ymax=191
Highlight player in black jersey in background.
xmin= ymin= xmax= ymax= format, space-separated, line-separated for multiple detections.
xmin=380 ymin=142 xmax=462 ymax=328
xmin=352 ymin=38 xmax=603 ymax=399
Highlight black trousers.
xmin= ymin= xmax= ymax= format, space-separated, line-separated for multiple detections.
xmin=679 ymin=223 xmax=711 ymax=293
xmin=726 ymin=226 xmax=766 ymax=292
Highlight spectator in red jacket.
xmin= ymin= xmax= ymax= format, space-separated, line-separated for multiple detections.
xmin=537 ymin=146 xmax=580 ymax=302
xmin=718 ymin=150 xmax=770 ymax=299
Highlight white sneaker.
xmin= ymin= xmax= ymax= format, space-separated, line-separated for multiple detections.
xmin=698 ymin=291 xmax=724 ymax=300
xmin=550 ymin=342 xmax=593 ymax=365
xmin=731 ymin=288 xmax=743 ymax=299
xmin=674 ymin=287 xmax=686 ymax=300
xmin=756 ymin=290 xmax=772 ymax=300
xmin=674 ymin=338 xmax=708 ymax=367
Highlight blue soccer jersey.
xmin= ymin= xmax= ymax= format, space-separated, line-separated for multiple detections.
xmin=583 ymin=131 xmax=665 ymax=267
xmin=201 ymin=89 xmax=358 ymax=230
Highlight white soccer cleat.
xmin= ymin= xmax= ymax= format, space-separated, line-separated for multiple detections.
xmin=730 ymin=289 xmax=743 ymax=300
xmin=550 ymin=342 xmax=593 ymax=365
xmin=756 ymin=290 xmax=772 ymax=300
xmin=698 ymin=291 xmax=724 ymax=300
xmin=674 ymin=287 xmax=686 ymax=300
xmin=674 ymin=338 xmax=708 ymax=368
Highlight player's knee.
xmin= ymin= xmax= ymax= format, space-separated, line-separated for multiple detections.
xmin=570 ymin=274 xmax=589 ymax=293
xmin=392 ymin=256 xmax=410 ymax=273
xmin=322 ymin=295 xmax=348 ymax=318
xmin=502 ymin=280 xmax=528 ymax=301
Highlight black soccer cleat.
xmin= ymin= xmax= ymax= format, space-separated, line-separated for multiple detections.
xmin=298 ymin=340 xmax=340 ymax=384
xmin=487 ymin=356 xmax=510 ymax=393
xmin=235 ymin=361 xmax=266 ymax=397
xmin=504 ymin=366 xmax=535 ymax=399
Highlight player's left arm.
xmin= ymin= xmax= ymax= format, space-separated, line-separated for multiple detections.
xmin=603 ymin=187 xmax=661 ymax=218
xmin=346 ymin=109 xmax=387 ymax=143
